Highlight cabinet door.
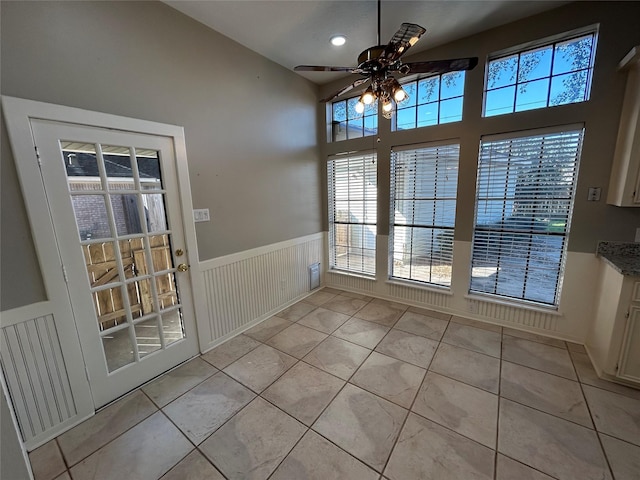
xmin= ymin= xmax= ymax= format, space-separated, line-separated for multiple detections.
xmin=606 ymin=50 xmax=640 ymax=206
xmin=618 ymin=306 xmax=640 ymax=382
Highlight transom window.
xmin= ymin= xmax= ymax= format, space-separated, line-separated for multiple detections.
xmin=390 ymin=143 xmax=459 ymax=286
xmin=328 ymin=152 xmax=377 ymax=276
xmin=470 ymin=126 xmax=584 ymax=306
xmin=484 ymin=28 xmax=598 ymax=117
xmin=330 ymin=95 xmax=378 ymax=142
xmin=394 ymin=72 xmax=466 ymax=130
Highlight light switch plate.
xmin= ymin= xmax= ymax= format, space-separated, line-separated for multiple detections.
xmin=193 ymin=208 xmax=210 ymax=222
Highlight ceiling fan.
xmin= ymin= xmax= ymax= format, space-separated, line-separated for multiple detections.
xmin=294 ymin=1 xmax=479 ymax=117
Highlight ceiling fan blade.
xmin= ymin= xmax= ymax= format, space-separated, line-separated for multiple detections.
xmin=402 ymin=57 xmax=479 ymax=75
xmin=294 ymin=65 xmax=357 ymax=72
xmin=379 ymin=23 xmax=427 ymax=64
xmin=320 ymin=78 xmax=369 ymax=103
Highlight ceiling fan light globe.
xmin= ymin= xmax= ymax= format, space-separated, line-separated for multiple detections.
xmin=382 ymin=100 xmax=393 ymax=112
xmin=355 ymin=101 xmax=365 ymax=114
xmin=362 ymin=91 xmax=375 ymax=105
xmin=394 ymin=87 xmax=408 ymax=103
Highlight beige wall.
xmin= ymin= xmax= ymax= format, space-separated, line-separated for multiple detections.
xmin=1 ymin=1 xmax=322 ymax=310
xmin=3 ymin=0 xmax=640 ymax=313
xmin=320 ymin=1 xmax=640 ymax=253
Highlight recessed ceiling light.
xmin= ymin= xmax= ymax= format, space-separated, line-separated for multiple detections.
xmin=330 ymin=35 xmax=347 ymax=46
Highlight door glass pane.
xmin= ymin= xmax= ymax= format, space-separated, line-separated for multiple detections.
xmin=136 ymin=150 xmax=163 ymax=190
xmin=156 ymin=273 xmax=179 ymax=309
xmin=102 ymin=328 xmax=135 ymax=372
xmin=161 ymin=309 xmax=185 ymax=346
xmin=71 ymin=195 xmax=112 ymax=240
xmin=84 ymin=242 xmax=122 ymax=288
xmin=102 ymin=145 xmax=135 ymax=191
xmin=131 ymin=278 xmax=155 ymax=315
xmin=62 ymin=143 xmax=101 ymax=191
xmin=93 ymin=285 xmax=129 ymax=330
xmin=119 ymin=238 xmax=149 ymax=279
xmin=143 ymin=194 xmax=168 ymax=232
xmin=111 ymin=194 xmax=144 ymax=236
xmin=149 ymin=234 xmax=173 ymax=272
xmin=134 ymin=317 xmax=162 ymax=359
xmin=61 ymin=136 xmax=188 ymax=379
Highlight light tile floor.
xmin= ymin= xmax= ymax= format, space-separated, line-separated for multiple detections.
xmin=29 ymin=288 xmax=640 ymax=480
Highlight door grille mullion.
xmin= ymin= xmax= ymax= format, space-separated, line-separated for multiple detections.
xmin=96 ymin=143 xmax=141 ymax=363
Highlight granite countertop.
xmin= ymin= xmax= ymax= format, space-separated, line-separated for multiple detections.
xmin=596 ymin=241 xmax=640 ymax=276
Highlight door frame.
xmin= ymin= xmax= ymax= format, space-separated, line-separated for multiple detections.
xmin=2 ymin=96 xmax=206 ymax=414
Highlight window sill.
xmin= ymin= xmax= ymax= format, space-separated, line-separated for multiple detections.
xmin=464 ymin=293 xmax=562 ymax=316
xmin=385 ymin=278 xmax=453 ymax=296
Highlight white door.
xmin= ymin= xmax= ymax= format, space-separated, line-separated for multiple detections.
xmin=30 ymin=119 xmax=199 ymax=408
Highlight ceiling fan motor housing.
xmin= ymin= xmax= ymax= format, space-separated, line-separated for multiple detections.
xmin=357 ymin=45 xmax=387 ymax=71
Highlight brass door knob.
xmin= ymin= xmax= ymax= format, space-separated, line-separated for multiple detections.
xmin=175 ymin=249 xmax=184 ymax=257
xmin=177 ymin=263 xmax=189 ymax=272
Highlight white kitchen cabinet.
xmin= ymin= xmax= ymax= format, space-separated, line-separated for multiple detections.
xmin=607 ymin=46 xmax=640 ymax=206
xmin=587 ymin=260 xmax=640 ymax=387
xmin=618 ymin=304 xmax=640 ymax=382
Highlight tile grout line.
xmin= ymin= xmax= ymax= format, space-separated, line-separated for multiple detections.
xmin=494 ymin=333 xmax=503 ymax=480
xmin=500 ymin=357 xmax=580 ymax=384
xmin=194 ymin=304 xmax=627 ymax=480
xmin=376 ymin=316 xmax=453 ymax=477
xmin=259 ymin=365 xmax=361 ymax=479
xmin=251 ymin=299 xmax=412 ymax=475
xmin=306 ymin=378 xmax=397 ymax=476
xmin=206 ymin=295 xmax=588 ymax=477
xmin=495 ymin=334 xmax=573 ymax=480
xmin=497 ymin=453 xmax=562 ymax=480
xmin=568 ymin=350 xmax=640 ymax=401
xmin=145 ymin=362 xmax=220 ymax=411
xmin=240 ymin=291 xmax=638 ymax=478
xmin=57 ymin=289 xmax=635 ymax=480
xmin=56 ymin=390 xmax=159 ymax=471
xmin=567 ymin=347 xmax=616 ymax=479
xmin=255 ymin=381 xmax=311 ymax=480
xmin=151 ymin=408 xmax=201 ymax=479
xmin=259 ymin=362 xmax=388 ymax=478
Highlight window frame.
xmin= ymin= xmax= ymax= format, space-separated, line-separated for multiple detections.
xmin=329 ymin=95 xmax=378 ymax=143
xmin=327 ymin=151 xmax=378 ymax=277
xmin=469 ymin=124 xmax=585 ymax=308
xmin=393 ymin=71 xmax=467 ymax=131
xmin=483 ymin=25 xmax=598 ymax=117
xmin=389 ymin=141 xmax=460 ymax=288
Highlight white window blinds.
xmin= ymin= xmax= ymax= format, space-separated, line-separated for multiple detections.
xmin=471 ymin=126 xmax=584 ymax=306
xmin=390 ymin=143 xmax=459 ymax=286
xmin=328 ymin=152 xmax=377 ymax=276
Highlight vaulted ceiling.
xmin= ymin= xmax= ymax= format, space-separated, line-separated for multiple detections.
xmin=165 ymin=1 xmax=570 ymax=84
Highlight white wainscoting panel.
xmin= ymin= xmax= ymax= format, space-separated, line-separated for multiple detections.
xmin=323 ymin=235 xmax=598 ymax=343
xmin=1 ymin=312 xmax=76 ymax=444
xmin=465 ymin=297 xmax=558 ymax=331
xmin=323 ymin=272 xmax=377 ymax=294
xmin=198 ymin=233 xmax=323 ymax=351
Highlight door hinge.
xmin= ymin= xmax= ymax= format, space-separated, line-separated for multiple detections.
xmin=61 ymin=264 xmax=69 ymax=283
xmin=625 ymin=310 xmax=630 ymax=319
xmin=35 ymin=146 xmax=42 ymax=167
